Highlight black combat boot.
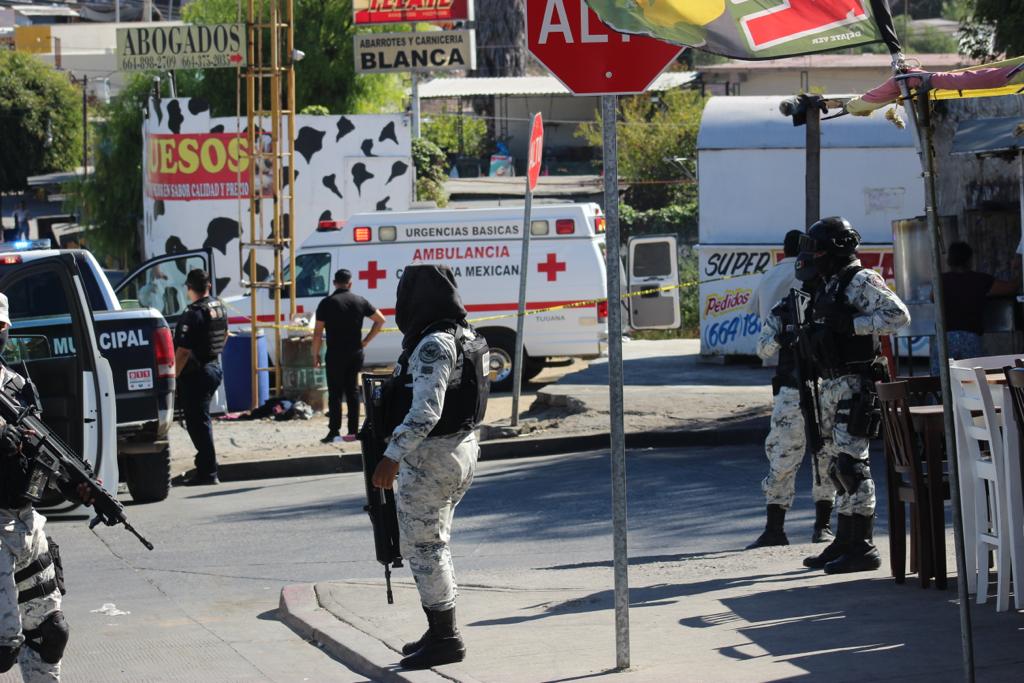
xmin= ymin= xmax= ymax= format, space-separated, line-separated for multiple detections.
xmin=812 ymin=501 xmax=835 ymax=543
xmin=399 ymin=607 xmax=465 ymax=669
xmin=824 ymin=514 xmax=881 ymax=574
xmin=402 ymin=606 xmax=433 ymax=656
xmin=804 ymin=514 xmax=851 ymax=568
xmin=745 ymin=505 xmax=789 ymax=549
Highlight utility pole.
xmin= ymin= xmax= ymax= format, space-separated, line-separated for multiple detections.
xmin=82 ymin=74 xmax=88 ymax=177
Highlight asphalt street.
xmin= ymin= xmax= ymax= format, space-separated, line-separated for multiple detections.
xmin=0 ymin=442 xmax=887 ymax=681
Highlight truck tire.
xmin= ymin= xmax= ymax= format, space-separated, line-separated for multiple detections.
xmin=125 ymin=446 xmax=171 ymax=503
xmin=479 ymin=329 xmax=542 ymax=393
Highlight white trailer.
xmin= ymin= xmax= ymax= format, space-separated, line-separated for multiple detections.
xmin=696 ymin=95 xmax=925 ymax=357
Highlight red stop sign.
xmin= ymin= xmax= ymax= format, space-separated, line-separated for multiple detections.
xmin=526 ymin=0 xmax=683 ymax=95
xmin=527 ymin=113 xmax=544 ymax=191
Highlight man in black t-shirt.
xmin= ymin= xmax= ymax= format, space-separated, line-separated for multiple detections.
xmin=930 ymin=241 xmax=1018 ymax=373
xmin=312 ymin=269 xmax=386 ymax=443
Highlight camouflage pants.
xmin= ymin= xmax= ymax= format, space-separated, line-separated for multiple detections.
xmin=819 ymin=375 xmax=876 ymax=516
xmin=762 ymin=386 xmax=836 ymax=509
xmin=396 ymin=432 xmax=478 ymax=611
xmin=0 ymin=507 xmax=62 ymax=683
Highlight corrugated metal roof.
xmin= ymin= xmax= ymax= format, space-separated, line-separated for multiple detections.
xmin=418 ymin=71 xmax=697 ymax=99
xmin=697 ymin=96 xmax=916 ymax=150
xmin=12 ymin=4 xmax=79 ymax=17
xmin=951 ymin=117 xmax=1024 ymax=155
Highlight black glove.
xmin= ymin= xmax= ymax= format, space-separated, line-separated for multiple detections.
xmin=0 ymin=423 xmax=22 ymax=456
xmin=775 ymin=330 xmax=798 ymax=349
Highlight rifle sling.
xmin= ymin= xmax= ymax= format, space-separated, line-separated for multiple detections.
xmin=18 ymin=577 xmax=57 ymax=604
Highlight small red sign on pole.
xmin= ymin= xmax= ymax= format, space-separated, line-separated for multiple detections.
xmin=527 ymin=113 xmax=544 ymax=192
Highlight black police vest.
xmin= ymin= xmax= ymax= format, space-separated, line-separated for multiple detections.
xmin=770 ymin=292 xmax=799 ymax=387
xmin=0 ymin=372 xmax=32 ymax=509
xmin=813 ymin=264 xmax=878 ymax=371
xmin=190 ymin=297 xmax=229 ymax=364
xmin=384 ymin=322 xmax=490 ymax=437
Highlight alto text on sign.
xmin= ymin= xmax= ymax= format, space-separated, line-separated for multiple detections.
xmin=116 ymin=23 xmax=246 ymax=72
xmin=355 ymin=30 xmax=475 ymax=73
xmin=526 ymin=0 xmax=681 ymax=95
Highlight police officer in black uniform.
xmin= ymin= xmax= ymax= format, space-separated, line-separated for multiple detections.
xmin=174 ymin=269 xmax=228 ymax=486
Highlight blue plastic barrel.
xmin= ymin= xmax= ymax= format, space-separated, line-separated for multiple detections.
xmin=222 ymin=332 xmax=270 ymax=412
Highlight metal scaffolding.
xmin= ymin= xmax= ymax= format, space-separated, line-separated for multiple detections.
xmin=241 ymin=0 xmax=296 ymax=406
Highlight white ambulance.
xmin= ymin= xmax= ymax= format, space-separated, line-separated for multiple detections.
xmin=238 ymin=202 xmax=681 ymax=390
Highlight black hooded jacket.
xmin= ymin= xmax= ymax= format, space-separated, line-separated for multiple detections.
xmin=395 ymin=264 xmax=468 ymax=349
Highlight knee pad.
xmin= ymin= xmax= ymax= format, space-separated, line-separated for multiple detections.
xmin=0 ymin=644 xmax=20 ymax=672
xmin=836 ymin=453 xmax=870 ymax=494
xmin=24 ymin=611 xmax=69 ymax=664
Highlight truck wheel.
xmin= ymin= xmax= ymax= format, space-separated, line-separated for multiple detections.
xmin=125 ymin=446 xmax=171 ymax=504
xmin=479 ymin=329 xmax=540 ymax=393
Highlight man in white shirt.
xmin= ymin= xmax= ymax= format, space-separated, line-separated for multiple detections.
xmin=747 ymin=230 xmax=802 ymax=366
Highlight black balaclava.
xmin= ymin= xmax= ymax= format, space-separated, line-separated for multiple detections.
xmin=395 ymin=264 xmax=468 ymax=350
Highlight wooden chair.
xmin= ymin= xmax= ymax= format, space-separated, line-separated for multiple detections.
xmin=877 ymin=378 xmax=948 ymax=588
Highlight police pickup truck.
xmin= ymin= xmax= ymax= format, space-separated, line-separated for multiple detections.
xmin=0 ymin=244 xmax=180 ymax=503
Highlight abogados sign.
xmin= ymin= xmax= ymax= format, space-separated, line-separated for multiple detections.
xmin=116 ymin=23 xmax=247 ymax=72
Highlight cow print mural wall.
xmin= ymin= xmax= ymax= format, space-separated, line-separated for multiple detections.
xmin=142 ymin=98 xmax=412 ymax=299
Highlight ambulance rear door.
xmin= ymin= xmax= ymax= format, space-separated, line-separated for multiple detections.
xmin=627 ymin=235 xmax=681 ymax=329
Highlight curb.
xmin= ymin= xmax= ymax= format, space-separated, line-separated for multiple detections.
xmin=188 ymin=417 xmax=769 ymax=484
xmin=279 ymin=583 xmax=472 ymax=683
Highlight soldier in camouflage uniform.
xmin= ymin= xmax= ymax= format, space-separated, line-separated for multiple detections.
xmin=747 ymin=291 xmax=836 ymax=549
xmin=0 ymin=295 xmax=69 ymax=682
xmin=796 ymin=218 xmax=910 ymax=574
xmin=371 ymin=265 xmax=489 ymax=671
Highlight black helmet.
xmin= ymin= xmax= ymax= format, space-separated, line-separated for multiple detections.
xmin=798 ymin=216 xmax=860 ymax=277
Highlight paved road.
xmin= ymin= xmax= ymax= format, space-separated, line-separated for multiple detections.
xmin=0 ymin=442 xmax=878 ymax=681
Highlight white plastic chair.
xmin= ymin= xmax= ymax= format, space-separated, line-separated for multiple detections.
xmin=949 ymin=364 xmax=1013 ymax=610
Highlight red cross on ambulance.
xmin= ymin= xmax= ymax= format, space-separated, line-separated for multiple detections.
xmin=537 ymin=253 xmax=566 ymax=282
xmin=359 ymin=260 xmax=387 ymax=289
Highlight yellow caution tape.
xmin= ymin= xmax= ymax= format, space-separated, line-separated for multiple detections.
xmin=223 ymin=270 xmax=766 ymax=334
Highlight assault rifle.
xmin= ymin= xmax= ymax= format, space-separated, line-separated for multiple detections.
xmin=359 ymin=374 xmax=403 ymax=604
xmin=785 ymin=289 xmax=824 ymax=482
xmin=0 ymin=360 xmax=154 ymax=550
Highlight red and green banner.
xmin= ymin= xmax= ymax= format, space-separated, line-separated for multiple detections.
xmin=584 ymin=0 xmax=887 ymax=59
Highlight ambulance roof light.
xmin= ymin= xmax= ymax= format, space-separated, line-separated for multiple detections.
xmin=556 ymin=219 xmax=575 ymax=235
xmin=317 ymin=220 xmax=344 ymax=231
xmin=353 ymin=226 xmax=372 ymax=243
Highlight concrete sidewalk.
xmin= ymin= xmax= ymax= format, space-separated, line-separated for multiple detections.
xmin=283 ymin=538 xmax=1021 ymax=683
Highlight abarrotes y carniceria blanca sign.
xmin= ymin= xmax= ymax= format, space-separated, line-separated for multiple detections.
xmin=354 ymin=29 xmax=476 ymax=73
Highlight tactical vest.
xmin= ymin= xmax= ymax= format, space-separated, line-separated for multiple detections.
xmin=384 ymin=322 xmax=490 ymax=437
xmin=191 ymin=297 xmax=229 ymax=364
xmin=812 ymin=264 xmax=878 ymax=374
xmin=0 ymin=371 xmax=32 ymax=509
xmin=770 ymin=292 xmax=799 ymax=388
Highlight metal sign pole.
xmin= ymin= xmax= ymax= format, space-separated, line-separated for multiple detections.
xmin=900 ymin=80 xmax=975 ymax=683
xmin=511 ymin=160 xmax=534 ymax=427
xmin=601 ymin=93 xmax=630 ymax=671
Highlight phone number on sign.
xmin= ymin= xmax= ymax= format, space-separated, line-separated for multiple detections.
xmin=703 ymin=313 xmax=761 ymax=348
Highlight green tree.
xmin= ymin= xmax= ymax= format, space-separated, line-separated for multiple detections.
xmin=177 ymin=0 xmax=404 ymax=116
xmin=576 ymin=89 xmax=706 ymax=215
xmin=71 ymin=74 xmax=152 ymax=267
xmin=412 ymin=137 xmax=448 ymax=208
xmin=422 ymin=112 xmax=488 ymax=159
xmin=961 ymin=0 xmax=1023 ymax=58
xmin=0 ymin=51 xmax=83 ymax=198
